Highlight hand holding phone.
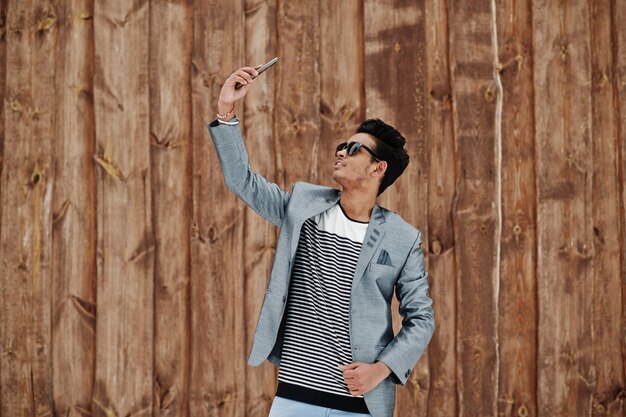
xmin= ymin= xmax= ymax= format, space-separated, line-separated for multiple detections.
xmin=234 ymin=57 xmax=278 ymax=90
xmin=217 ymin=57 xmax=279 ymax=118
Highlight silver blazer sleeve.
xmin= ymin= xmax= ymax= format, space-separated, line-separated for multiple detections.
xmin=376 ymin=231 xmax=435 ymax=385
xmin=207 ymin=119 xmax=290 ymax=227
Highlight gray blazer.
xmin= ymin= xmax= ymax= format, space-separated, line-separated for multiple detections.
xmin=208 ymin=119 xmax=434 ymax=417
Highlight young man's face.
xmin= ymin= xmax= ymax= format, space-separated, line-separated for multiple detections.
xmin=332 ymin=132 xmax=385 ymax=193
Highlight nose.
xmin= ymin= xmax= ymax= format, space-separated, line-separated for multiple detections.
xmin=336 ymin=148 xmax=347 ymax=158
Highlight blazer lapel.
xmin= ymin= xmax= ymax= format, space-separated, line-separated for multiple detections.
xmin=289 ymin=191 xmax=341 ymax=260
xmin=352 ymin=204 xmax=386 ymax=288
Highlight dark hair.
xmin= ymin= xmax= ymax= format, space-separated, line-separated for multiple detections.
xmin=356 ymin=118 xmax=409 ymax=195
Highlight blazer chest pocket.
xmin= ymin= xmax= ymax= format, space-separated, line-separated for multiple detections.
xmin=367 ymin=263 xmax=397 ymax=300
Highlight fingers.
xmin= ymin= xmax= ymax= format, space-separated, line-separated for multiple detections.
xmin=246 ymin=66 xmax=261 ymax=76
xmin=346 ymin=380 xmax=364 ymax=396
xmin=232 ymin=72 xmax=253 ymax=86
xmin=340 ymin=363 xmax=361 ymax=395
xmin=229 ymin=67 xmax=260 ymax=92
xmin=218 ymin=66 xmax=260 ymax=107
xmin=338 ymin=363 xmax=360 ymax=371
xmin=233 ymin=75 xmax=249 ymax=86
xmin=339 ymin=362 xmax=375 ymax=396
xmin=236 ymin=66 xmax=259 ymax=80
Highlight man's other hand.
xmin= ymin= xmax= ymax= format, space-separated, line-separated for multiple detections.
xmin=338 ymin=361 xmax=392 ymax=396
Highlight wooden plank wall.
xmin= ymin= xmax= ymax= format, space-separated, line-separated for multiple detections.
xmin=496 ymin=0 xmax=537 ymax=416
xmin=52 ymin=1 xmax=96 ymax=415
xmin=243 ymin=2 xmax=278 ymax=416
xmin=533 ymin=2 xmax=595 ymax=415
xmin=92 ymin=1 xmax=154 ymax=416
xmin=0 ymin=1 xmax=625 ymax=417
xmin=363 ymin=2 xmax=430 ymax=415
xmin=190 ymin=2 xmax=245 ymax=417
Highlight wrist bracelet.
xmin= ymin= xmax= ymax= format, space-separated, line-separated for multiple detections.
xmin=217 ymin=117 xmax=239 ymax=126
xmin=216 ymin=104 xmax=235 ymax=120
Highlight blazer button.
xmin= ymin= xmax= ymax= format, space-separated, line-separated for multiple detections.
xmin=282 ymin=295 xmax=287 ymax=303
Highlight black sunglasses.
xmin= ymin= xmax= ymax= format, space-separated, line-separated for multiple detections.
xmin=336 ymin=141 xmax=382 ymax=162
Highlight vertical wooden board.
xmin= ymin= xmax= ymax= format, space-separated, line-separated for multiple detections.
xmin=190 ymin=1 xmax=245 ymax=416
xmin=0 ymin=0 xmax=5 ymax=221
xmin=0 ymin=1 xmax=56 ymax=416
xmin=319 ymin=0 xmax=364 ymax=188
xmin=273 ymin=0 xmax=320 ymax=187
xmin=364 ymin=1 xmax=430 ymax=415
xmin=423 ymin=0 xmax=457 ymax=415
xmin=92 ymin=1 xmax=154 ymax=416
xmin=0 ymin=10 xmax=6 ymax=410
xmin=532 ymin=1 xmax=595 ymax=416
xmin=243 ymin=1 xmax=279 ymax=416
xmin=0 ymin=2 xmax=4 ymax=413
xmin=495 ymin=0 xmax=537 ymax=415
xmin=589 ymin=1 xmax=626 ymax=415
xmin=0 ymin=2 xmax=5 ymax=408
xmin=50 ymin=1 xmax=97 ymax=416
xmin=614 ymin=0 xmax=626 ymax=410
xmin=447 ymin=1 xmax=499 ymax=416
xmin=149 ymin=1 xmax=192 ymax=416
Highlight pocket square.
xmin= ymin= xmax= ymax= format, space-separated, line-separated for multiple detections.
xmin=376 ymin=249 xmax=393 ymax=266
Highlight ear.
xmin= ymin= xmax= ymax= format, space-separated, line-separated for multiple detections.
xmin=371 ymin=160 xmax=387 ymax=178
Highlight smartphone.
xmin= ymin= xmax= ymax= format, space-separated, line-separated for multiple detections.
xmin=234 ymin=57 xmax=278 ymax=90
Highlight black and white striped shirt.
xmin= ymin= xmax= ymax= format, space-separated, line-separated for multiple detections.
xmin=276 ymin=203 xmax=370 ymax=413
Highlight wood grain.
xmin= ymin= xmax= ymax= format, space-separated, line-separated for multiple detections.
xmin=149 ymin=1 xmax=193 ymax=416
xmin=92 ymin=1 xmax=154 ymax=415
xmin=0 ymin=1 xmax=3 ymax=412
xmin=364 ymin=1 xmax=430 ymax=415
xmin=0 ymin=2 xmax=623 ymax=416
xmin=613 ymin=0 xmax=626 ymax=410
xmin=589 ymin=1 xmax=626 ymax=415
xmin=274 ymin=0 xmax=321 ymax=188
xmin=447 ymin=1 xmax=499 ymax=416
xmin=319 ymin=0 xmax=364 ymax=189
xmin=189 ymin=1 xmax=246 ymax=416
xmin=495 ymin=0 xmax=537 ymax=415
xmin=0 ymin=0 xmax=5 ymax=236
xmin=424 ymin=0 xmax=457 ymax=415
xmin=532 ymin=1 xmax=595 ymax=415
xmin=0 ymin=10 xmax=6 ymax=412
xmin=243 ymin=0 xmax=279 ymax=415
xmin=0 ymin=1 xmax=56 ymax=415
xmin=51 ymin=1 xmax=97 ymax=416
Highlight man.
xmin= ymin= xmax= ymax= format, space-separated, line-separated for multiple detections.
xmin=207 ymin=65 xmax=434 ymax=417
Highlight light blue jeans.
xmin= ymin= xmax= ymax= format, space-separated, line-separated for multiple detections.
xmin=268 ymin=396 xmax=373 ymax=417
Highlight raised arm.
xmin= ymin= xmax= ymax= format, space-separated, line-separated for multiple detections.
xmin=207 ymin=66 xmax=290 ymax=227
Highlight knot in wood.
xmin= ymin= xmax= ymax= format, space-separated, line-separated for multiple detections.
xmin=431 ymin=240 xmax=442 ymax=255
xmin=559 ymin=41 xmax=569 ymax=62
xmin=9 ymin=99 xmax=22 ymax=113
xmin=484 ymin=84 xmax=496 ymax=103
xmin=37 ymin=16 xmax=56 ymax=32
xmin=517 ymin=404 xmax=529 ymax=417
